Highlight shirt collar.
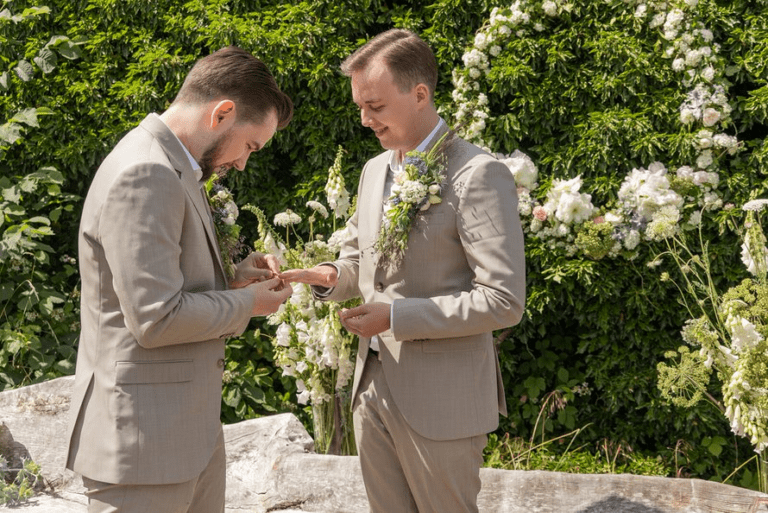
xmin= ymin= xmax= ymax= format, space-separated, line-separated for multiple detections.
xmin=388 ymin=117 xmax=446 ymax=173
xmin=157 ymin=116 xmax=204 ymax=184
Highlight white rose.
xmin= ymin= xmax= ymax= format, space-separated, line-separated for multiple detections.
xmin=702 ymin=107 xmax=721 ymax=127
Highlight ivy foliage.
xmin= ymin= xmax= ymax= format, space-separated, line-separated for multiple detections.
xmin=0 ymin=0 xmax=767 ymax=489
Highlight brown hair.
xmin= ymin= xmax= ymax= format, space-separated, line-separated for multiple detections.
xmin=173 ymin=46 xmax=293 ymax=129
xmin=340 ymin=29 xmax=437 ymax=99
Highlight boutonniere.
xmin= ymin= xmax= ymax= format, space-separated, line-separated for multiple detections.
xmin=205 ymin=176 xmax=243 ymax=282
xmin=374 ymin=129 xmax=454 ymax=268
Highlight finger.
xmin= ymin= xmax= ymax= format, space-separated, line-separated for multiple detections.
xmin=340 ymin=305 xmax=366 ymax=319
xmin=277 ymin=269 xmax=303 ymax=280
xmin=264 ymin=254 xmax=281 ymax=274
xmin=242 ymin=268 xmax=274 ymax=282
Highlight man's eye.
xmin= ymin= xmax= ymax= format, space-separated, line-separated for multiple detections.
xmin=371 ymin=105 xmax=384 ymax=112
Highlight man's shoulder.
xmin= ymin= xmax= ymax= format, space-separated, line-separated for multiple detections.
xmin=446 ymin=136 xmax=497 ymax=169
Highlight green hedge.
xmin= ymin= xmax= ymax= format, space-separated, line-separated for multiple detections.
xmin=1 ymin=0 xmax=766 ymax=489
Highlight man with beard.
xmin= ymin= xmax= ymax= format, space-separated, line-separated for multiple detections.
xmin=65 ymin=46 xmax=294 ymax=513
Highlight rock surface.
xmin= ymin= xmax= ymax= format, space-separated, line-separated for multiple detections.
xmin=1 ymin=377 xmax=767 ymax=512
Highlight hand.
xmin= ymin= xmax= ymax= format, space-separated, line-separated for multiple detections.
xmin=339 ymin=302 xmax=391 ymax=338
xmin=230 ymin=252 xmax=282 ymax=289
xmin=247 ymin=277 xmax=293 ymax=317
xmin=279 ymin=265 xmax=338 ymax=288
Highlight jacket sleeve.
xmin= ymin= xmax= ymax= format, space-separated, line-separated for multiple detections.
xmin=99 ymin=162 xmax=255 ymax=348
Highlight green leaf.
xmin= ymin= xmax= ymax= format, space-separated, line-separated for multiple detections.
xmin=14 ymin=60 xmax=34 ymax=82
xmin=0 ymin=122 xmax=22 ymax=145
xmin=33 ymin=47 xmax=58 ymax=74
xmin=11 ymin=108 xmax=40 ymax=128
xmin=524 ymin=376 xmax=546 ymax=399
xmin=55 ymin=39 xmax=82 ymax=60
xmin=223 ymin=387 xmax=243 ymax=408
xmin=54 ymin=359 xmax=75 ymax=374
xmin=19 ymin=6 xmax=50 ymax=17
xmin=0 ymin=72 xmax=9 ymax=90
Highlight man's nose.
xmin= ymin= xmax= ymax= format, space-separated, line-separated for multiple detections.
xmin=361 ymin=109 xmax=372 ymax=127
xmin=234 ymin=153 xmax=250 ymax=171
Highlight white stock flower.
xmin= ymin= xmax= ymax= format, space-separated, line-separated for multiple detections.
xmin=474 ymin=32 xmax=488 ymax=50
xmin=726 ymin=316 xmax=763 ymax=354
xmin=713 ymin=133 xmax=738 ymax=153
xmin=542 ymin=1 xmax=558 ymax=16
xmin=686 ymin=210 xmax=702 ymax=226
xmin=398 ymin=180 xmax=428 ymax=204
xmin=741 ymin=230 xmax=768 ymax=276
xmin=685 ymin=49 xmax=702 ymax=67
xmin=680 ymin=107 xmax=697 ymax=124
xmin=624 ymin=230 xmax=641 ymax=250
xmin=696 ymin=129 xmax=713 ymax=149
xmin=696 ymin=150 xmax=714 ymax=169
xmin=297 ymin=390 xmax=311 ymax=404
xmin=276 ymin=323 xmax=292 ymax=347
xmin=676 ymin=165 xmax=694 ymax=180
xmin=618 ymin=165 xmax=683 ymax=220
xmin=650 ymin=13 xmax=666 ymax=29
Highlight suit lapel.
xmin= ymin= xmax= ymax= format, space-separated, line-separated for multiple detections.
xmin=138 ymin=114 xmax=228 ymax=282
xmin=365 ymin=151 xmax=392 ymax=248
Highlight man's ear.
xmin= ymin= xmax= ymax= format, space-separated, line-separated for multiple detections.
xmin=209 ymin=100 xmax=236 ymax=128
xmin=414 ymin=84 xmax=431 ymax=109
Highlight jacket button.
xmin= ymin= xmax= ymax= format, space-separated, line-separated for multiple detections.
xmin=375 ymin=282 xmax=384 ymax=292
xmin=216 ymin=359 xmax=225 ymax=369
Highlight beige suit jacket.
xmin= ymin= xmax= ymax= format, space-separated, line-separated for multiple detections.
xmin=65 ymin=114 xmax=257 ymax=485
xmin=323 ymin=124 xmax=526 ymax=441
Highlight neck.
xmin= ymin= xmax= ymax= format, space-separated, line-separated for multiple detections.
xmin=396 ymin=110 xmax=441 ymax=162
xmin=159 ymin=106 xmax=204 ymax=161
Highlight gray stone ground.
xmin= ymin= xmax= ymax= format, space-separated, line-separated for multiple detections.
xmin=2 ymin=377 xmax=768 ymax=513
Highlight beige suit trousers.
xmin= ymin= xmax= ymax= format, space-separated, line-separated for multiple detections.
xmin=354 ymin=351 xmax=487 ymax=513
xmin=82 ymin=427 xmax=226 ymax=513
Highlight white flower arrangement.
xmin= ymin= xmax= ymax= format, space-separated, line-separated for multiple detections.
xmin=252 ymin=146 xmax=359 ymax=455
xmin=448 ymin=0 xmax=741 ymax=260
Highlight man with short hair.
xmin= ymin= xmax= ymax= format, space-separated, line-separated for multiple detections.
xmin=65 ymin=46 xmax=294 ymax=513
xmin=281 ymin=30 xmax=526 ymax=512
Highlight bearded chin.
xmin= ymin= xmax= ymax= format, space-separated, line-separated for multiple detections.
xmin=200 ymin=149 xmax=225 ymax=181
xmin=199 ymin=133 xmax=229 ymax=180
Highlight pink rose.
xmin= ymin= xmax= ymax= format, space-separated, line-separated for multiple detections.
xmin=533 ymin=205 xmax=548 ymax=221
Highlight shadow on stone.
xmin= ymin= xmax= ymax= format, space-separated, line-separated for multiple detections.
xmin=1 ymin=421 xmax=33 ymax=470
xmin=576 ymin=495 xmax=666 ymax=513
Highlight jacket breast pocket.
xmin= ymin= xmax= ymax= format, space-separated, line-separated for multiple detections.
xmin=115 ymin=359 xmax=194 ymax=384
